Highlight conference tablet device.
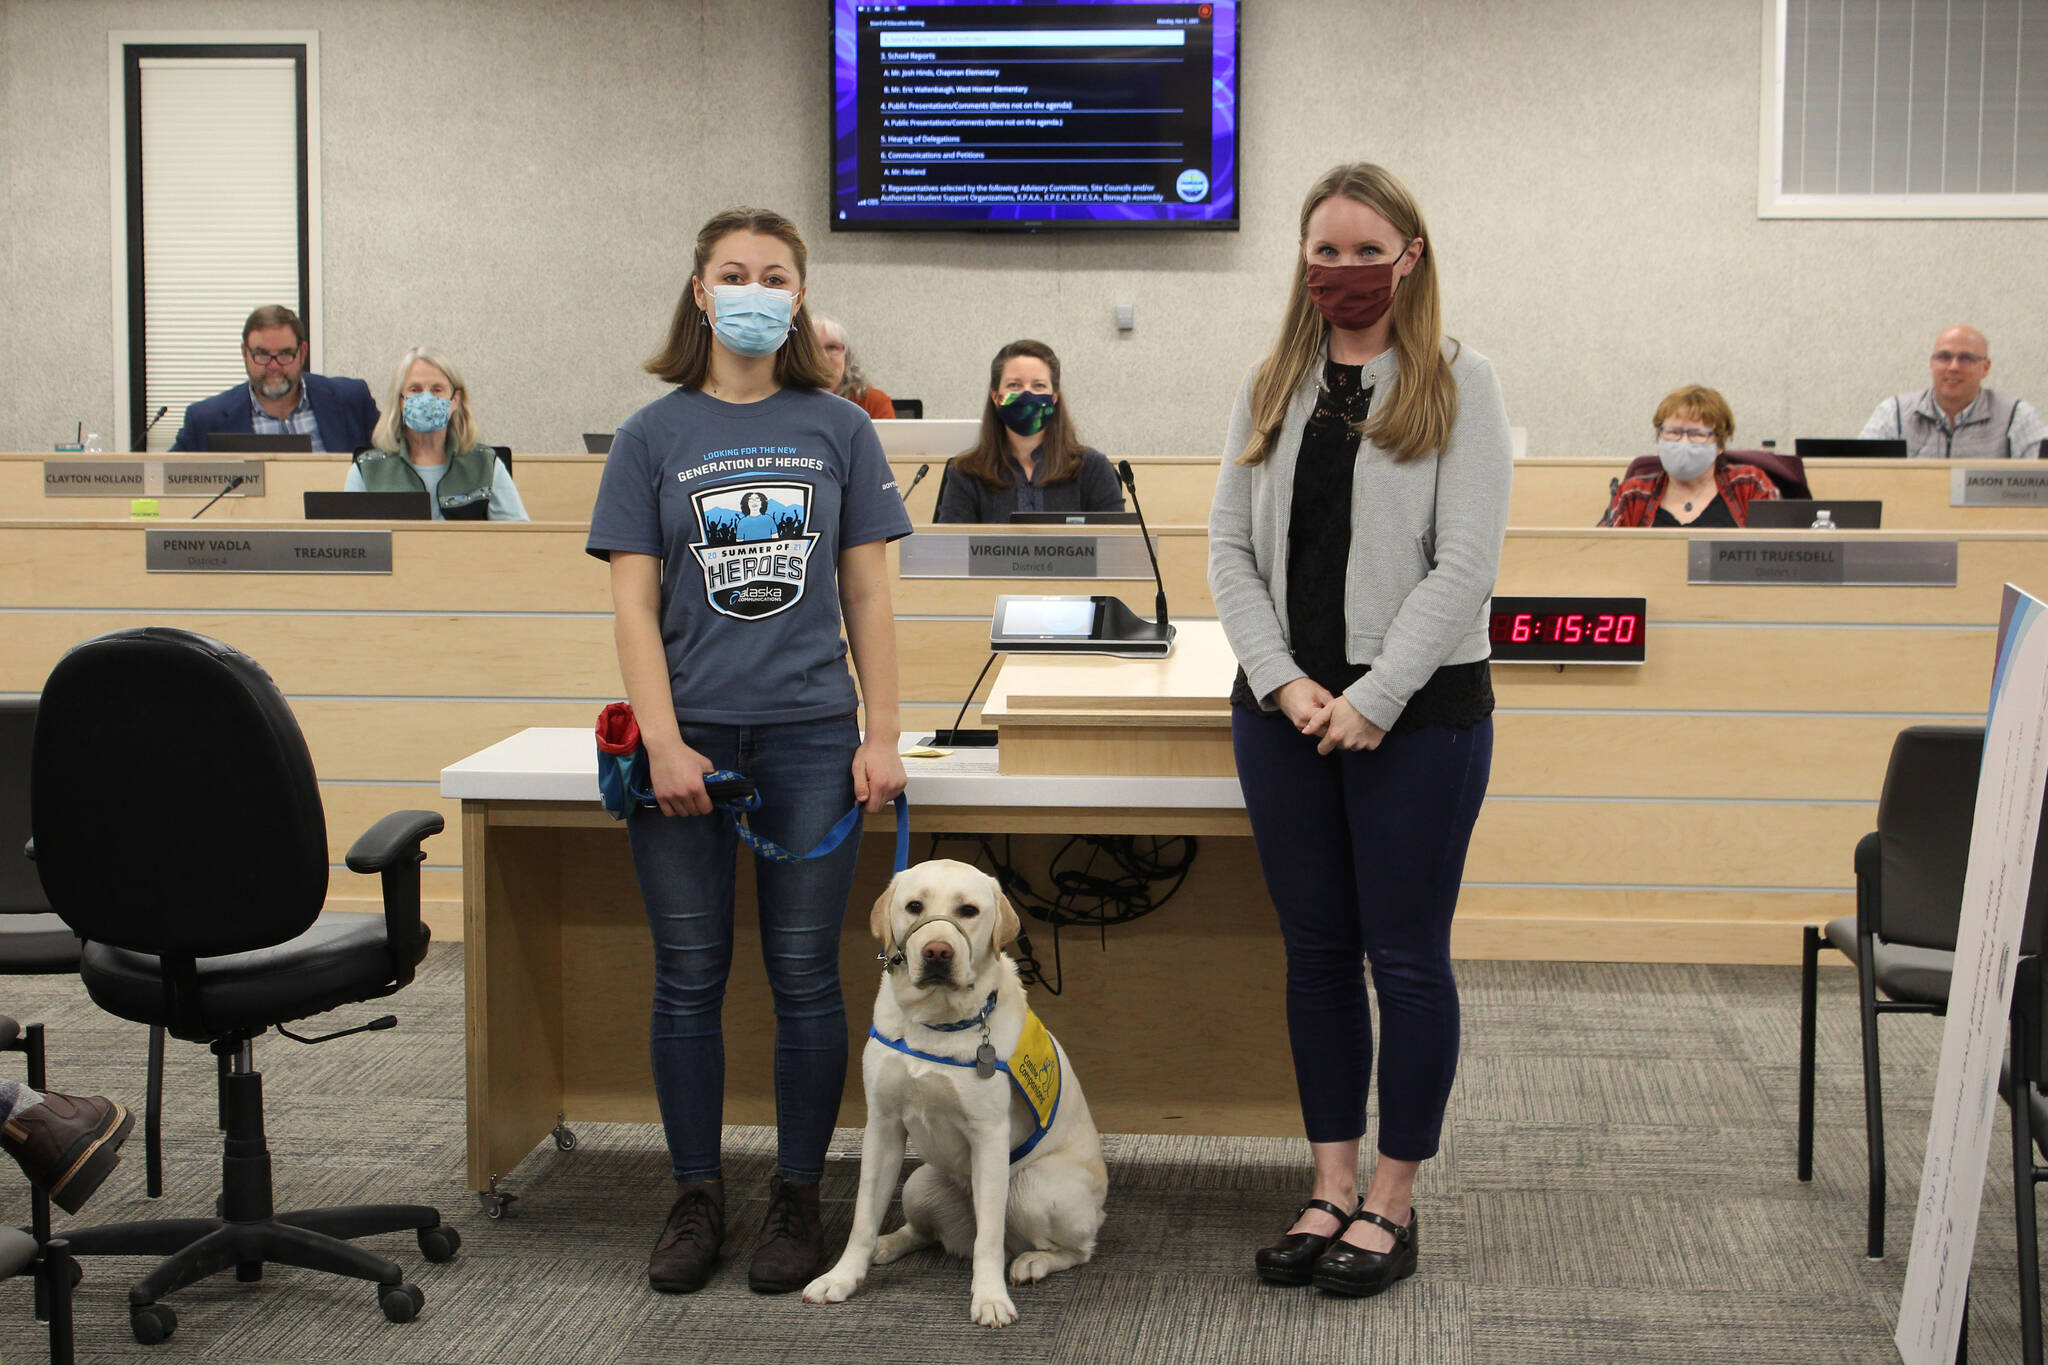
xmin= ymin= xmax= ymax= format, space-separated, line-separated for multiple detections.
xmin=873 ymin=418 xmax=979 ymax=457
xmin=302 ymin=490 xmax=433 ymax=520
xmin=582 ymin=432 xmax=613 ymax=454
xmin=208 ymin=433 xmax=313 ymax=453
xmin=1794 ymin=437 xmax=1907 ymax=459
xmin=1744 ymin=499 xmax=1884 ymax=529
xmin=1008 ymin=511 xmax=1141 ymax=525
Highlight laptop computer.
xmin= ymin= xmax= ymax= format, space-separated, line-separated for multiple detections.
xmin=582 ymin=433 xmax=613 ymax=454
xmin=873 ymin=418 xmax=979 ymax=457
xmin=208 ymin=433 xmax=314 ymax=453
xmin=1794 ymin=438 xmax=1907 ymax=459
xmin=1008 ymin=511 xmax=1141 ymax=525
xmin=303 ymin=490 xmax=434 ymax=520
xmin=1744 ymin=499 xmax=1883 ymax=529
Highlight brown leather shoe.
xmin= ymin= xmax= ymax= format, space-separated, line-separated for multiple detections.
xmin=0 ymin=1090 xmax=133 ymax=1214
xmin=747 ymin=1175 xmax=826 ymax=1294
xmin=648 ymin=1178 xmax=725 ymax=1294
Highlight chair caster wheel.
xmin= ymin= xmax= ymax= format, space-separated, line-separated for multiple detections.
xmin=552 ymin=1111 xmax=578 ymax=1151
xmin=418 ymin=1223 xmax=462 ymax=1263
xmin=131 ymin=1301 xmax=177 ymax=1344
xmin=379 ymin=1281 xmax=425 ymax=1323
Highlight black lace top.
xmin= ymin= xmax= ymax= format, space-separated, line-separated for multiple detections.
xmin=1229 ymin=358 xmax=1493 ymax=732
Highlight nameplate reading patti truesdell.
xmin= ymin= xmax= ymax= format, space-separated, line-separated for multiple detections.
xmin=144 ymin=528 xmax=392 ymax=574
xmin=897 ymin=533 xmax=1155 ymax=579
xmin=1951 ymin=467 xmax=2048 ymax=507
xmin=1686 ymin=539 xmax=1958 ymax=586
xmin=44 ymin=459 xmax=265 ymax=498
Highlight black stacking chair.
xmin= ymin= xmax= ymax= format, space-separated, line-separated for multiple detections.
xmin=892 ymin=397 xmax=924 ymax=419
xmin=2007 ymin=957 xmax=2048 ymax=1365
xmin=26 ymin=628 xmax=459 ymax=1345
xmin=1796 ymin=724 xmax=2048 ymax=1259
xmin=0 ymin=1225 xmax=77 ymax=1365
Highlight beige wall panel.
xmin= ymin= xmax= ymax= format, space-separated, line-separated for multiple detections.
xmin=1491 ymin=623 xmax=1995 ymax=713
xmin=316 ymin=784 xmax=462 ymax=867
xmin=1 ymin=611 xmax=622 ymax=697
xmin=1463 ymin=799 xmax=1867 ymax=887
xmin=1510 ymin=458 xmax=2048 ymax=532
xmin=291 ymin=699 xmax=602 ymax=782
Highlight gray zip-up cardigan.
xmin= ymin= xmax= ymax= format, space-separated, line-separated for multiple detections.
xmin=1207 ymin=340 xmax=1513 ymax=732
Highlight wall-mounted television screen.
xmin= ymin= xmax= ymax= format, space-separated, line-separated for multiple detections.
xmin=831 ymin=0 xmax=1240 ymax=231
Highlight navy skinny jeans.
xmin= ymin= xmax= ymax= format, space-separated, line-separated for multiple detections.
xmin=624 ymin=713 xmax=861 ymax=1183
xmin=1231 ymin=706 xmax=1492 ymax=1161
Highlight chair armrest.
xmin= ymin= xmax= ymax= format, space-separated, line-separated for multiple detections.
xmin=1854 ymin=831 xmax=1880 ymax=934
xmin=344 ymin=811 xmax=445 ymax=873
xmin=21 ymin=838 xmax=31 ymax=863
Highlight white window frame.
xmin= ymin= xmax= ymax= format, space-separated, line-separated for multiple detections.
xmin=1757 ymin=0 xmax=2048 ymax=219
xmin=108 ymin=30 xmax=323 ymax=449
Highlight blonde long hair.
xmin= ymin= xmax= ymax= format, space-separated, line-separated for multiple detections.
xmin=1237 ymin=163 xmax=1457 ymax=466
xmin=645 ymin=208 xmax=832 ymax=390
xmin=371 ymin=346 xmax=480 ymax=453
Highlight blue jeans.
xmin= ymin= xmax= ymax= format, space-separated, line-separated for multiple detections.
xmin=1231 ymin=707 xmax=1492 ymax=1161
xmin=624 ymin=713 xmax=861 ymax=1183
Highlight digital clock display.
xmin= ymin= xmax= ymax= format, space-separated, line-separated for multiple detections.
xmin=1488 ymin=596 xmax=1648 ymax=665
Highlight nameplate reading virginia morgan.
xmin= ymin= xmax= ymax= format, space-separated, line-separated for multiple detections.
xmin=145 ymin=528 xmax=393 ymax=574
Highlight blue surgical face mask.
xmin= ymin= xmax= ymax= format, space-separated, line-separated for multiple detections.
xmin=403 ymin=392 xmax=453 ymax=434
xmin=708 ymin=283 xmax=797 ymax=358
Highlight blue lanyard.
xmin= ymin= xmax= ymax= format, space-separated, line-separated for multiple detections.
xmin=702 ymin=768 xmax=910 ymax=875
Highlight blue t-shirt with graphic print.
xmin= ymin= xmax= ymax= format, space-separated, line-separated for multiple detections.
xmin=585 ymin=386 xmax=912 ymax=725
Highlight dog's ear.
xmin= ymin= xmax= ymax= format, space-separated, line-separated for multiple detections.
xmin=869 ymin=874 xmax=898 ymax=944
xmin=995 ymin=880 xmax=1021 ymax=950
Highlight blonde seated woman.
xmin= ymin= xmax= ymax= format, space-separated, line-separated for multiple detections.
xmin=813 ymin=315 xmax=895 ymax=419
xmin=344 ymin=346 xmax=529 ymax=521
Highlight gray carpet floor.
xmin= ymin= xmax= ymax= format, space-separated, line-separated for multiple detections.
xmin=0 ymin=944 xmax=2028 ymax=1364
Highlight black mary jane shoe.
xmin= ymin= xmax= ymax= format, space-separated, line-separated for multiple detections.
xmin=1254 ymin=1197 xmax=1363 ymax=1286
xmin=1312 ymin=1207 xmax=1419 ymax=1298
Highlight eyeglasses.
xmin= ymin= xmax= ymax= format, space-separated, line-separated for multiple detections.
xmin=1931 ymin=351 xmax=1987 ymax=366
xmin=1657 ymin=425 xmax=1718 ymax=443
xmin=245 ymin=345 xmax=302 ymax=367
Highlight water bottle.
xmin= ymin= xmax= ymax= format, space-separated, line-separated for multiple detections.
xmin=82 ymin=431 xmax=104 ymax=453
xmin=1809 ymin=508 xmax=1837 ymax=530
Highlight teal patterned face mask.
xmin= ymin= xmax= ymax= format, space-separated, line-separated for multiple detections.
xmin=995 ymin=390 xmax=1056 ymax=436
xmin=403 ymin=392 xmax=453 ymax=434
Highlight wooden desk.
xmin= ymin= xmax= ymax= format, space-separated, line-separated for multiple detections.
xmin=447 ymin=730 xmax=1277 ymax=1199
xmin=1511 ymin=456 xmax=2048 ymax=530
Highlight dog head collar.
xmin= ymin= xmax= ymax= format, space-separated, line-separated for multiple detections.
xmin=877 ymin=912 xmax=969 ymax=974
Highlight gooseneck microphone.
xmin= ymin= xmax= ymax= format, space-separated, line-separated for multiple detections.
xmin=190 ymin=474 xmax=246 ymax=519
xmin=136 ymin=405 xmax=168 ymax=451
xmin=900 ymin=462 xmax=929 ymax=503
xmin=1116 ymin=459 xmax=1169 ymax=636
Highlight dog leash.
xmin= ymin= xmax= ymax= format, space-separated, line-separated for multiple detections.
xmin=702 ymin=768 xmax=910 ymax=876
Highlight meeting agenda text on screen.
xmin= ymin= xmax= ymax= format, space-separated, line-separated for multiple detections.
xmin=833 ymin=1 xmax=1239 ymax=228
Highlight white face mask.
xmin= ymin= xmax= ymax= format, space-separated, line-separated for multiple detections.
xmin=1657 ymin=440 xmax=1716 ymax=483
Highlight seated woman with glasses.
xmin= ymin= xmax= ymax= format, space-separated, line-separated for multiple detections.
xmin=1598 ymin=384 xmax=1779 ymax=527
xmin=344 ymin=346 xmax=529 ymax=520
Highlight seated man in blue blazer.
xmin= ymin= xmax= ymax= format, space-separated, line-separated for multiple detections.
xmin=170 ymin=304 xmax=379 ymax=453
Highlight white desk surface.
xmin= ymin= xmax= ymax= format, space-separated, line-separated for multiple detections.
xmin=441 ymin=726 xmax=1245 ymax=810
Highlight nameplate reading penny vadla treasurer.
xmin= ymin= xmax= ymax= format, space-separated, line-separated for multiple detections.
xmin=145 ymin=528 xmax=392 ymax=575
xmin=1951 ymin=467 xmax=2048 ymax=507
xmin=1687 ymin=539 xmax=1957 ymax=586
xmin=898 ymin=533 xmax=1156 ymax=579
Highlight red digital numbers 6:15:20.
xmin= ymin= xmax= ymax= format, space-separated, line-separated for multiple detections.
xmin=1485 ymin=596 xmax=1649 ymax=665
xmin=1489 ymin=612 xmax=1639 ymax=645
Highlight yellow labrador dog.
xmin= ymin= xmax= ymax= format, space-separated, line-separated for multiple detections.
xmin=804 ymin=859 xmax=1107 ymax=1327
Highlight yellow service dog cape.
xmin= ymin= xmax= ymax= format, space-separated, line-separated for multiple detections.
xmin=870 ymin=1005 xmax=1063 ymax=1163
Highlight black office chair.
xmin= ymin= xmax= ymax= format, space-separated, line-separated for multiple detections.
xmin=0 ymin=1220 xmax=77 ymax=1365
xmin=2005 ymin=957 xmax=2048 ymax=1364
xmin=1796 ymin=724 xmax=2048 ymax=1259
xmin=891 ymin=397 xmax=924 ymax=419
xmin=27 ymin=628 xmax=458 ymax=1345
xmin=491 ymin=445 xmax=512 ymax=473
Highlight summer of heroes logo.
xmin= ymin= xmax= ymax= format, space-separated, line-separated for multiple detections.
xmin=690 ymin=481 xmax=818 ymax=619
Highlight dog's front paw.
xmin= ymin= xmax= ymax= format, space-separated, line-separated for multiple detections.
xmin=970 ymin=1284 xmax=1018 ymax=1328
xmin=802 ymin=1269 xmax=863 ymax=1304
xmin=1008 ymin=1250 xmax=1061 ymax=1284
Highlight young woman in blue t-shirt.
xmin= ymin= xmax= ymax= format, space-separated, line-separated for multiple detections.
xmin=585 ymin=208 xmax=911 ymax=1298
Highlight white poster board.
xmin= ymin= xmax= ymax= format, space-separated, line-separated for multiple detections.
xmin=1898 ymin=584 xmax=2048 ymax=1363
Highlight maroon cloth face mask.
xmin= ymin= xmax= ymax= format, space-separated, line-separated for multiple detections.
xmin=1305 ymin=259 xmax=1401 ymax=331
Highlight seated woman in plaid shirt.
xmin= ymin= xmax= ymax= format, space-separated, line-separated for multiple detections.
xmin=1600 ymin=385 xmax=1780 ymax=528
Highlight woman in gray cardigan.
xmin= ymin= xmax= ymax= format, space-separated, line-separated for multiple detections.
xmin=1208 ymin=163 xmax=1512 ymax=1300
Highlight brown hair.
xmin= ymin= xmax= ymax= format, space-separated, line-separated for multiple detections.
xmin=242 ymin=305 xmax=306 ymax=348
xmin=1237 ymin=163 xmax=1457 ymax=466
xmin=645 ymin=208 xmax=832 ymax=390
xmin=1652 ymin=384 xmax=1735 ymax=448
xmin=953 ymin=339 xmax=1086 ymax=489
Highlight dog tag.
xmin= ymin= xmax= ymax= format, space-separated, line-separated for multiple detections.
xmin=975 ymin=1042 xmax=999 ymax=1079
